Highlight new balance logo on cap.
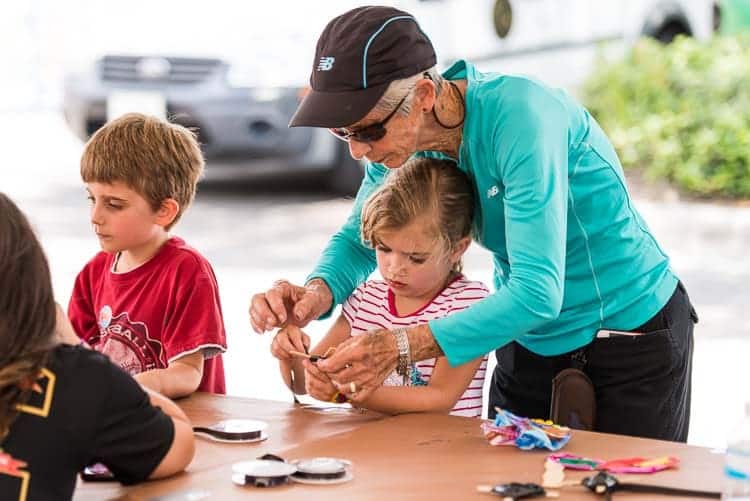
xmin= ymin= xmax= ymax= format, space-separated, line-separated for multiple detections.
xmin=289 ymin=6 xmax=437 ymax=128
xmin=317 ymin=56 xmax=335 ymax=71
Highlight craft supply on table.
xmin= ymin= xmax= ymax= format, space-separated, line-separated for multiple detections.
xmin=542 ymin=458 xmax=566 ymax=488
xmin=289 ymin=457 xmax=354 ymax=485
xmin=581 ymin=471 xmax=721 ymax=498
xmin=231 ymin=455 xmax=353 ymax=488
xmin=80 ymin=462 xmax=115 ymax=482
xmin=231 ymin=459 xmax=297 ymax=487
xmin=193 ymin=419 xmax=268 ymax=443
xmin=547 ymin=453 xmax=679 ymax=473
xmin=476 ymin=482 xmax=548 ymax=500
xmin=481 ymin=408 xmax=571 ymax=451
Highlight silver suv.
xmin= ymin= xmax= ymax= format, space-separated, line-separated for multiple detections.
xmin=62 ymin=54 xmax=363 ymax=194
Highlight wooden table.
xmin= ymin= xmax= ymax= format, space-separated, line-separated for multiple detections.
xmin=74 ymin=393 xmax=724 ymax=500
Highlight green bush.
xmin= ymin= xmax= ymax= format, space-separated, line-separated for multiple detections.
xmin=583 ymin=35 xmax=750 ymax=198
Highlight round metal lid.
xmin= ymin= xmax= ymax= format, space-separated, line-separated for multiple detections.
xmin=210 ymin=419 xmax=268 ymax=433
xmin=291 ymin=457 xmax=351 ymax=475
xmin=232 ymin=459 xmax=297 ymax=478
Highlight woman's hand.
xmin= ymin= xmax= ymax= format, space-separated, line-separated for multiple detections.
xmin=249 ymin=279 xmax=333 ymax=333
xmin=303 ymin=360 xmax=338 ymax=402
xmin=316 ymin=329 xmax=399 ymax=403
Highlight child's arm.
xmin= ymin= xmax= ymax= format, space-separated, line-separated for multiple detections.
xmin=67 ymin=273 xmax=100 ymax=342
xmin=134 ymin=351 xmax=204 ymax=399
xmin=141 ymin=387 xmax=196 ymax=479
xmin=55 ymin=303 xmax=83 ymax=345
xmin=358 ymin=356 xmax=484 ymax=415
xmin=271 ymin=325 xmax=310 ymax=395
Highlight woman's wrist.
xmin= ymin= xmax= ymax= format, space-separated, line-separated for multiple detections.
xmin=305 ymin=278 xmax=333 ymax=314
xmin=405 ymin=324 xmax=443 ymax=362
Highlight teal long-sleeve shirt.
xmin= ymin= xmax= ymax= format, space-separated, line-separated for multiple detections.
xmin=309 ymin=60 xmax=677 ymax=366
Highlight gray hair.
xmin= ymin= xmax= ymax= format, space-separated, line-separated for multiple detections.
xmin=372 ymin=67 xmax=444 ymax=117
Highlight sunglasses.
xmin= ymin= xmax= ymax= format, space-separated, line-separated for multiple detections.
xmin=329 ymin=92 xmax=409 ymax=143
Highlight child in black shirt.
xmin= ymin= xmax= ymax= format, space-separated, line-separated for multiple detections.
xmin=0 ymin=193 xmax=195 ymax=500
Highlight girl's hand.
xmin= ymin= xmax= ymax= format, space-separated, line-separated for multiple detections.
xmin=270 ymin=325 xmax=311 ymax=361
xmin=303 ymin=360 xmax=338 ymax=402
xmin=249 ymin=279 xmax=333 ymax=333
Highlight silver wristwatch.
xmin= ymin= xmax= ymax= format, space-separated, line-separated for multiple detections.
xmin=391 ymin=328 xmax=411 ymax=385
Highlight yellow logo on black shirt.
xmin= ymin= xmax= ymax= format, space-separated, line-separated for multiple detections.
xmin=15 ymin=368 xmax=55 ymax=418
xmin=0 ymin=450 xmax=29 ymax=501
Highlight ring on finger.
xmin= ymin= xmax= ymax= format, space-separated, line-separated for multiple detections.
xmin=349 ymin=382 xmax=357 ymax=394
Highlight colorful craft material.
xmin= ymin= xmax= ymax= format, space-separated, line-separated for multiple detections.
xmin=548 ymin=453 xmax=680 ymax=474
xmin=481 ymin=408 xmax=571 ymax=451
xmin=542 ymin=458 xmax=566 ymax=488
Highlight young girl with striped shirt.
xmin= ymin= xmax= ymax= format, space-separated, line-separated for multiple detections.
xmin=272 ymin=157 xmax=490 ymax=417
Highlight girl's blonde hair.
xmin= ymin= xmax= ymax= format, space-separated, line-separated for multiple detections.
xmin=0 ymin=193 xmax=55 ymax=440
xmin=361 ymin=158 xmax=474 ymax=272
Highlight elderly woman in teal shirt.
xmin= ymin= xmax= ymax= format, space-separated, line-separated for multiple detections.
xmin=250 ymin=6 xmax=697 ymax=441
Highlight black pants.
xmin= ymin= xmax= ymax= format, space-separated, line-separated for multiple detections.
xmin=489 ymin=282 xmax=697 ymax=442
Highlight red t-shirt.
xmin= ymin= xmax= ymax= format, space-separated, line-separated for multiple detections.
xmin=68 ymin=237 xmax=227 ymax=393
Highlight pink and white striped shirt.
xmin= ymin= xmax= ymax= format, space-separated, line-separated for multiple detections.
xmin=342 ymin=276 xmax=490 ymax=418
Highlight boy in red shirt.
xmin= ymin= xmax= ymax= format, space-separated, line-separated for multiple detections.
xmin=68 ymin=113 xmax=227 ymax=397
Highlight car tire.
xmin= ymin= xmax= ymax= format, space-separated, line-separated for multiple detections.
xmin=654 ymin=21 xmax=688 ymax=43
xmin=328 ymin=144 xmax=365 ymax=196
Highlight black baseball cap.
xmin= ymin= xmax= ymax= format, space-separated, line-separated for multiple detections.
xmin=289 ymin=6 xmax=436 ymax=129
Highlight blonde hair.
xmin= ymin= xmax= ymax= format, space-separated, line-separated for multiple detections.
xmin=80 ymin=113 xmax=204 ymax=230
xmin=361 ymin=157 xmax=474 ymax=272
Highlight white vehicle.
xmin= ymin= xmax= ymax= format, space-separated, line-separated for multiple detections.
xmin=406 ymin=0 xmax=715 ymax=92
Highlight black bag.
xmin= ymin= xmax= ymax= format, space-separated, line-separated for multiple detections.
xmin=549 ymin=367 xmax=596 ymax=431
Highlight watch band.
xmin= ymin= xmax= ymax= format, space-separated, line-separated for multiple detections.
xmin=391 ymin=328 xmax=411 ymax=385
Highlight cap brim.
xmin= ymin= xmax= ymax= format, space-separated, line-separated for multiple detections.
xmin=289 ymin=82 xmax=390 ymax=128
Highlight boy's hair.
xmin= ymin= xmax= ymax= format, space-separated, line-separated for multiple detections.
xmin=0 ymin=193 xmax=55 ymax=440
xmin=80 ymin=113 xmax=204 ymax=230
xmin=361 ymin=157 xmax=474 ymax=270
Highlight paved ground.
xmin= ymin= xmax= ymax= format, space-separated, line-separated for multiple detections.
xmin=2 ymin=110 xmax=749 ymax=448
